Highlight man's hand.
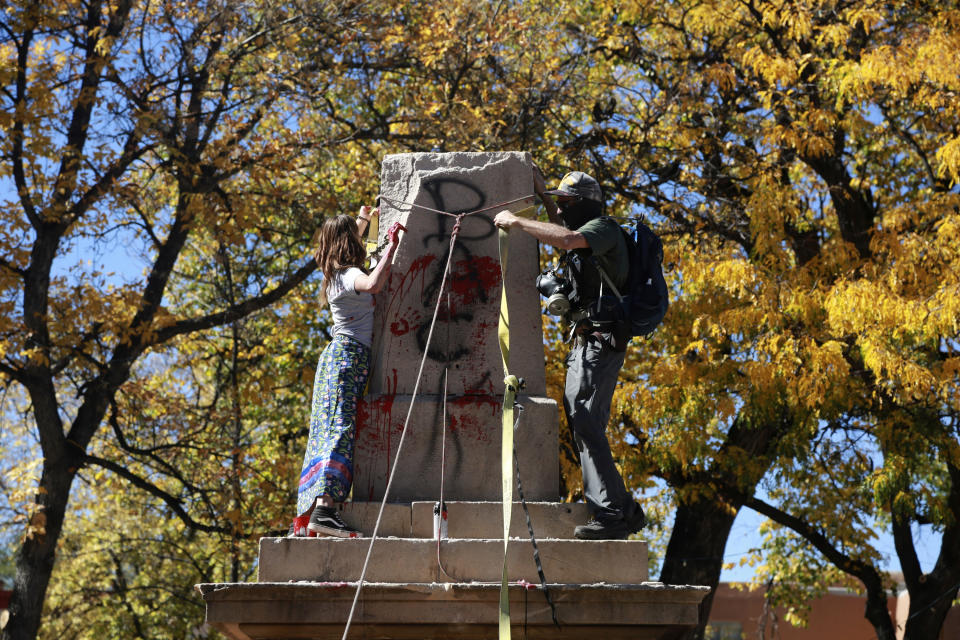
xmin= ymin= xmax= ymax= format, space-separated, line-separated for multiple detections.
xmin=494 ymin=208 xmax=589 ymax=250
xmin=494 ymin=210 xmax=519 ymax=230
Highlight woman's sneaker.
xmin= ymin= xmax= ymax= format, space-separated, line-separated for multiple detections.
xmin=308 ymin=505 xmax=361 ymax=538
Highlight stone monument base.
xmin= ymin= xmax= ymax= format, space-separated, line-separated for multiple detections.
xmin=194 ymin=151 xmax=710 ymax=638
xmin=197 ymin=581 xmax=708 ymax=640
xmin=197 ymin=502 xmax=709 ymax=640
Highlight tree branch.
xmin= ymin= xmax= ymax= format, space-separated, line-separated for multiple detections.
xmin=0 ymin=358 xmax=26 ymax=384
xmin=0 ymin=256 xmax=26 ymax=277
xmin=11 ymin=21 xmax=39 ymax=226
xmin=743 ymin=494 xmax=889 ymax=594
xmin=84 ymin=453 xmax=229 ymax=534
xmin=50 ymin=322 xmax=105 ymax=376
xmin=893 ymin=509 xmax=924 ymax=588
xmin=67 ymin=136 xmax=156 ymax=226
xmin=51 ymin=0 xmax=135 ymax=221
xmin=152 ymin=257 xmax=317 ymax=343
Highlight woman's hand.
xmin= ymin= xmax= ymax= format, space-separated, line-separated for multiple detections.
xmin=356 ymin=206 xmax=378 ymax=234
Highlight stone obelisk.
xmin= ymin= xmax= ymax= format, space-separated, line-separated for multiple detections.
xmin=353 ymin=151 xmax=558 ymax=503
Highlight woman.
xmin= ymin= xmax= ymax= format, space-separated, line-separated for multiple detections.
xmin=293 ymin=206 xmax=397 ymax=537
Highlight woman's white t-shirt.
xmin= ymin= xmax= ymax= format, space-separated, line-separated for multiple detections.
xmin=327 ymin=267 xmax=375 ymax=347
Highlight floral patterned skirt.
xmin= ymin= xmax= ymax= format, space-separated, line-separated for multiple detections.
xmin=296 ymin=334 xmax=371 ymax=515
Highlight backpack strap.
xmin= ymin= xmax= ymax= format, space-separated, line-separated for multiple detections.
xmin=592 ymin=258 xmax=623 ymax=300
xmin=589 ymin=216 xmax=628 ymax=299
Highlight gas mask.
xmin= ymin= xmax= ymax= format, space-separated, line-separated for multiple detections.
xmin=536 ymin=268 xmax=575 ymax=316
xmin=535 ymin=254 xmax=594 ymax=323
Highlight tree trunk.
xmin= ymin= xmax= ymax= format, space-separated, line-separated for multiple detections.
xmin=902 ymin=580 xmax=958 ymax=640
xmin=3 ymin=461 xmax=77 ymax=640
xmin=659 ymin=498 xmax=739 ymax=640
xmin=893 ymin=451 xmax=960 ymax=640
xmin=860 ymin=586 xmax=897 ymax=640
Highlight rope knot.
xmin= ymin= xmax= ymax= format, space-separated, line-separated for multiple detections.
xmin=451 ymin=214 xmax=465 ymax=237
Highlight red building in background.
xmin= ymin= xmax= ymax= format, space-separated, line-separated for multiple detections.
xmin=0 ymin=581 xmax=10 ymax=630
xmin=709 ymin=581 xmax=960 ymax=639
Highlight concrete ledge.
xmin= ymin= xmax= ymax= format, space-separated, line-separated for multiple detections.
xmin=410 ymin=501 xmax=590 ymax=539
xmin=337 ymin=501 xmax=591 ymax=539
xmin=257 ymin=537 xmax=648 ymax=584
xmin=197 ymin=581 xmax=710 ymax=640
xmin=338 ymin=503 xmax=413 ymax=537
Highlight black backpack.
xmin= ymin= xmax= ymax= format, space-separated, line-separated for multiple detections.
xmin=589 ymin=219 xmax=669 ymax=338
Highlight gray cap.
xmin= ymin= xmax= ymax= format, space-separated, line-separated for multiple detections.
xmin=542 ymin=171 xmax=603 ymax=202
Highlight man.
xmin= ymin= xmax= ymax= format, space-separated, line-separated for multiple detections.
xmin=494 ymin=170 xmax=646 ymax=540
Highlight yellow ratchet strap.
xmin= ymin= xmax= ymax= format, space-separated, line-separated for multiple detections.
xmin=364 ymin=212 xmax=380 ymax=267
xmin=360 ymin=212 xmax=380 ymax=395
xmin=497 ymin=206 xmax=534 ymax=371
xmin=499 ymin=374 xmax=519 ymax=640
xmin=496 ymin=205 xmax=534 ymax=640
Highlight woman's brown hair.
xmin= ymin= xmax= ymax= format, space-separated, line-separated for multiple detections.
xmin=313 ymin=214 xmax=367 ymax=304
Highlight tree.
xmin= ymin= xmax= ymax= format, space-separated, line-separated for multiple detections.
xmin=0 ymin=0 xmax=589 ymax=637
xmin=547 ymin=1 xmax=960 ymax=638
xmin=0 ymin=1 xmax=349 ymax=636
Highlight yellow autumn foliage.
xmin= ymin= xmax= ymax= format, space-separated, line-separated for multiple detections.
xmin=2 ymin=0 xmax=959 ymax=638
xmin=563 ymin=0 xmax=960 ymax=635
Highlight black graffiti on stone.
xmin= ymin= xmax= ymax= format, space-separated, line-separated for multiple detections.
xmin=415 ymin=177 xmax=498 ymax=365
xmin=415 ymin=296 xmax=471 ymax=364
xmin=422 ymin=176 xmax=485 ymax=217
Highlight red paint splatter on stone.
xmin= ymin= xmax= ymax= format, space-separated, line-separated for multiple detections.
xmin=390 ymin=316 xmax=411 ymax=336
xmin=447 ymin=396 xmax=500 ymax=442
xmin=449 ymin=256 xmax=501 ymax=298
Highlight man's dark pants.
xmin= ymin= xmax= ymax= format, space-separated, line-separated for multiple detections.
xmin=564 ymin=333 xmax=631 ymax=522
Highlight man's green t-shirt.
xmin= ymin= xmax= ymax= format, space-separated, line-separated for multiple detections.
xmin=576 ymin=216 xmax=629 ymax=291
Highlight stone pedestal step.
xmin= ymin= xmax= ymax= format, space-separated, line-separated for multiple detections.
xmin=338 ymin=500 xmax=592 ymax=539
xmin=198 ymin=581 xmax=709 ymax=640
xmin=258 ymin=536 xmax=648 ymax=584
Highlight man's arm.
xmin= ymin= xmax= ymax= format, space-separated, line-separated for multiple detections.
xmin=493 ymin=210 xmax=589 ymax=251
xmin=533 ymin=166 xmax=561 ymax=225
